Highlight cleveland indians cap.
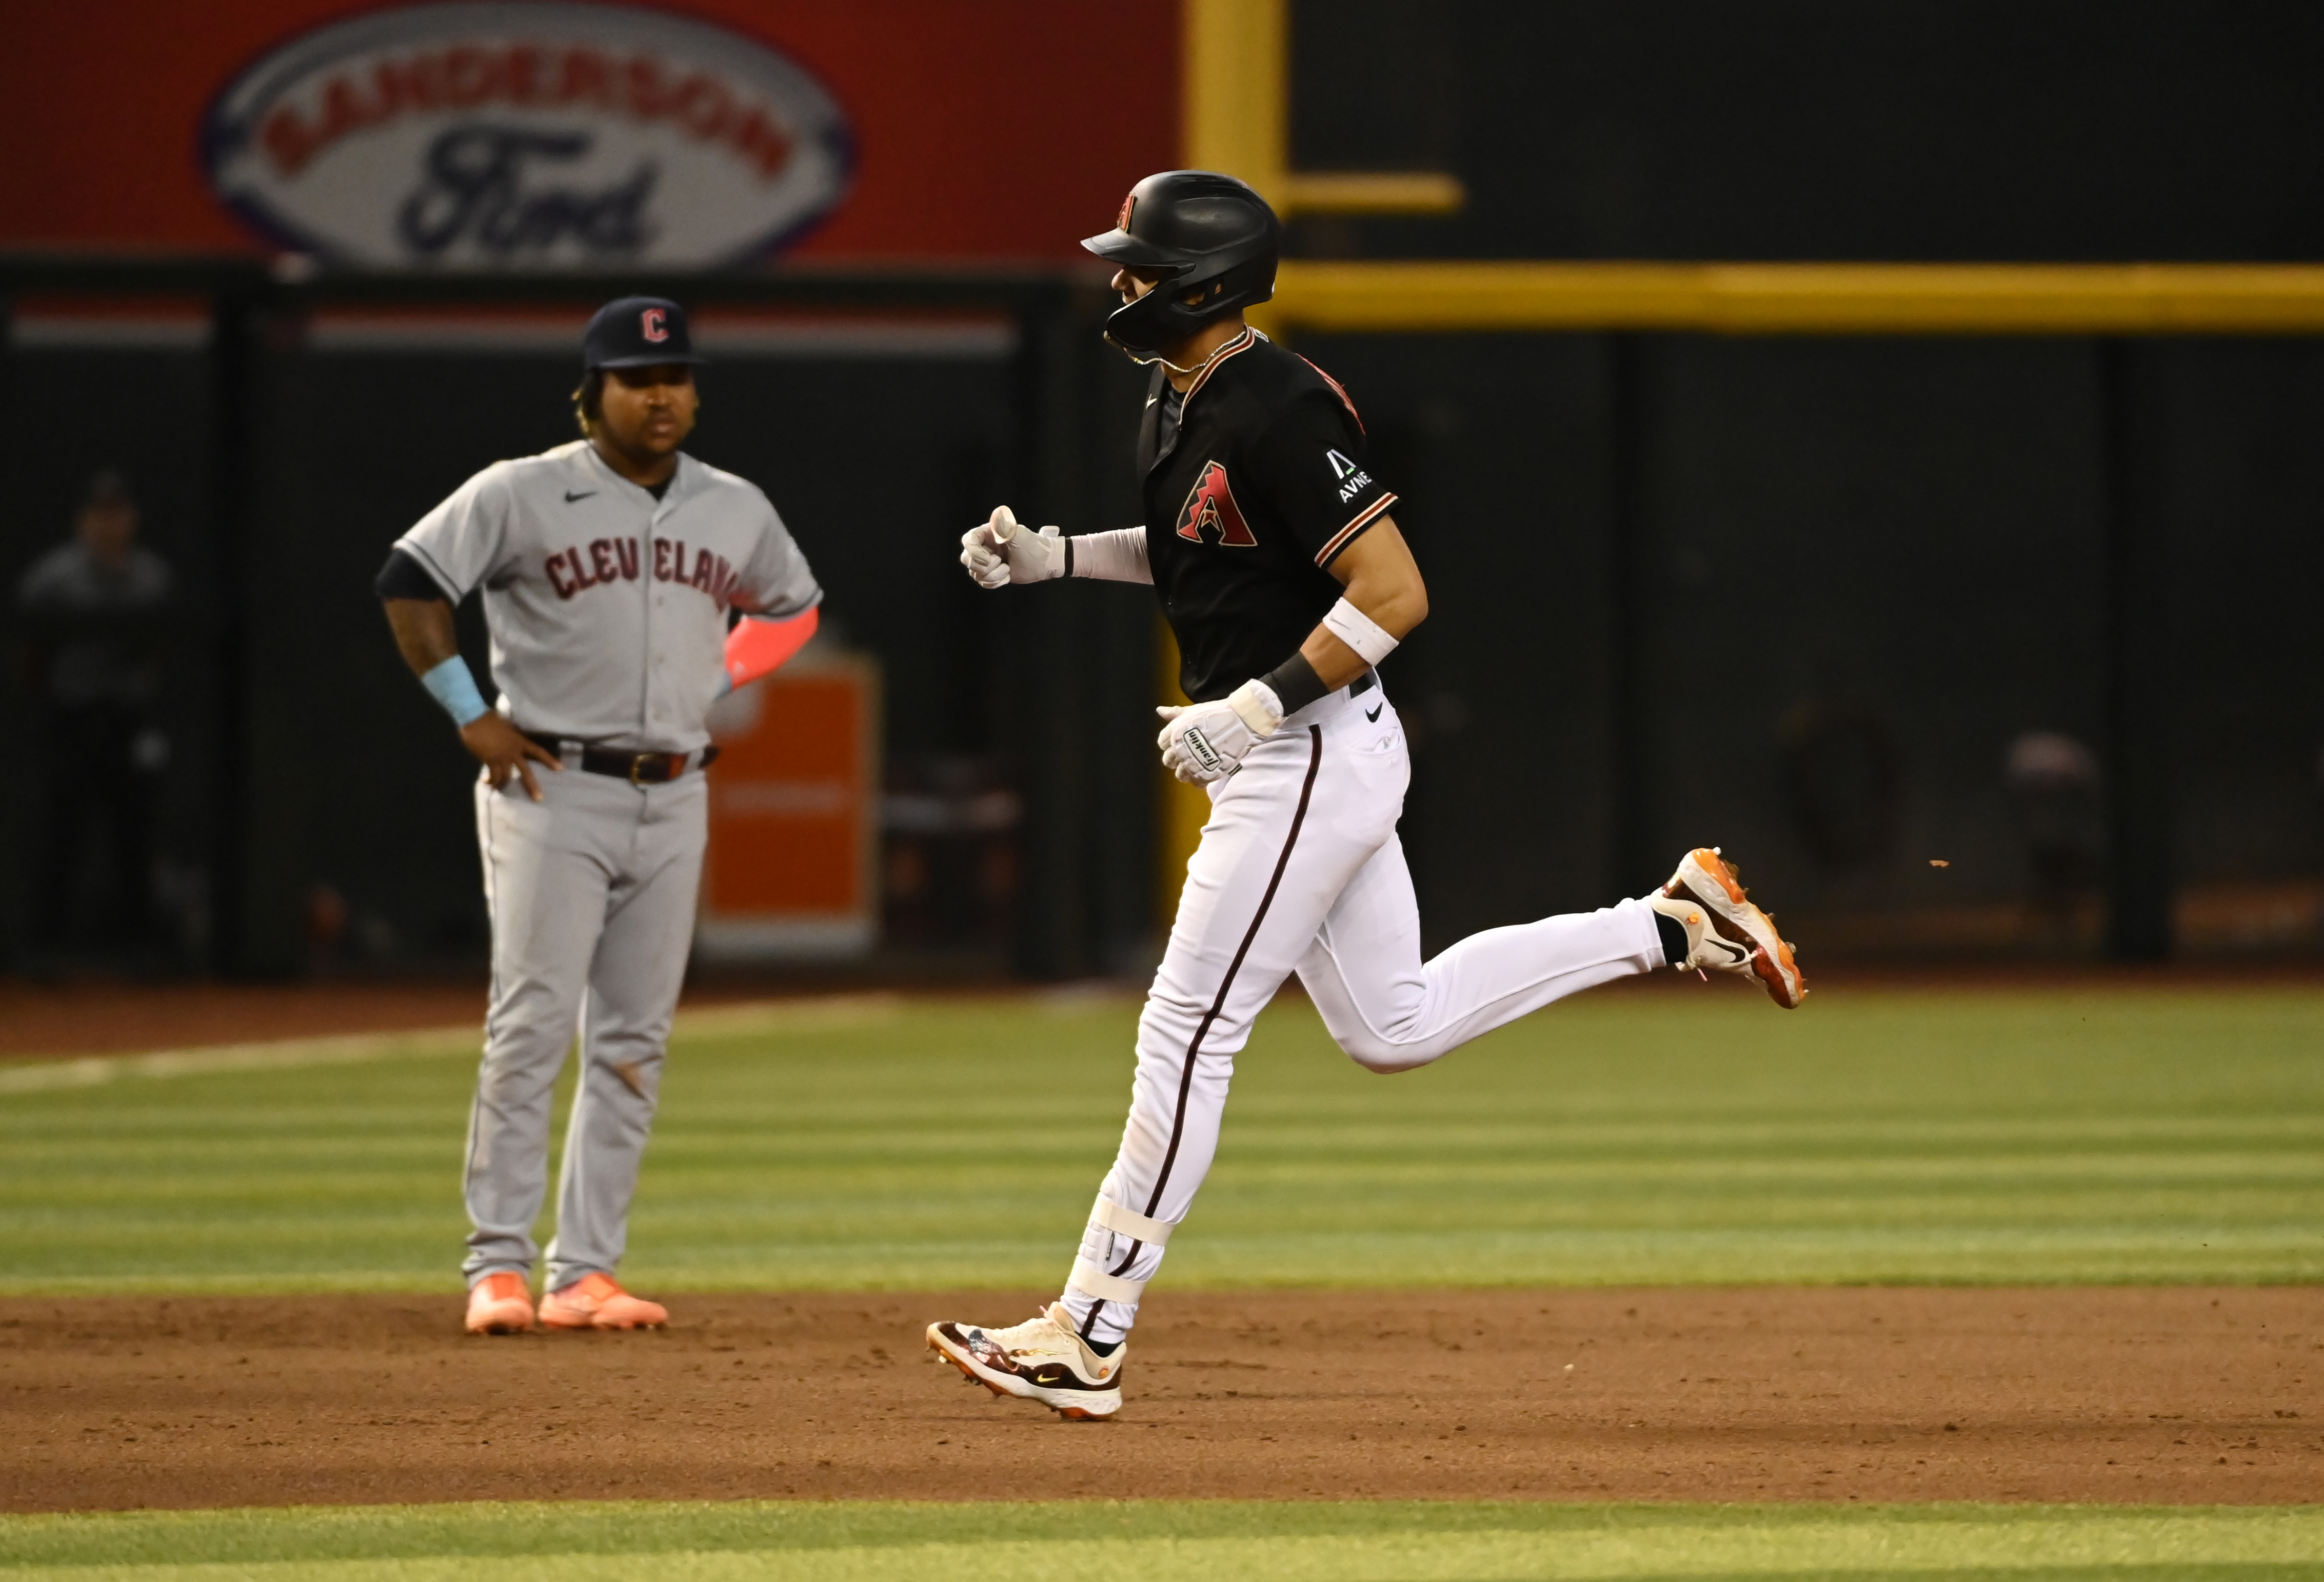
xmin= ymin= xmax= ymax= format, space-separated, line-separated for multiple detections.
xmin=582 ymin=296 xmax=708 ymax=369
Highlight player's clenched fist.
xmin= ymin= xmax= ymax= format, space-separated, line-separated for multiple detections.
xmin=959 ymin=505 xmax=1066 ymax=588
xmin=1155 ymin=679 xmax=1285 ymax=783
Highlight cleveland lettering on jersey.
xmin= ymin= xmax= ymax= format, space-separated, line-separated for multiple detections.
xmin=546 ymin=536 xmax=744 ymax=604
xmin=393 ymin=438 xmax=817 ymax=750
xmin=654 ymin=539 xmax=742 ymax=604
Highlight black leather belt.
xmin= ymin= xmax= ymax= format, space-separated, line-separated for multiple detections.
xmin=1348 ymin=669 xmax=1378 ymax=699
xmin=524 ymin=733 xmax=718 ymax=785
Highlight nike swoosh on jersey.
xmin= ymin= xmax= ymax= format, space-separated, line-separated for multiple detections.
xmin=1366 ymin=704 xmax=1384 ymax=722
xmin=564 ymin=490 xmax=595 ymax=503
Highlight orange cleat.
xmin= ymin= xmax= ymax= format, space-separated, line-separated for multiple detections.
xmin=538 ymin=1272 xmax=668 ymax=1330
xmin=464 ymin=1271 xmax=535 ymax=1335
xmin=1652 ymin=846 xmax=1807 ymax=1009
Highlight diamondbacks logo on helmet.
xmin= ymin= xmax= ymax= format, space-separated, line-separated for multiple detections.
xmin=1118 ymin=192 xmax=1136 ymax=230
xmin=1175 ymin=460 xmax=1258 ymax=547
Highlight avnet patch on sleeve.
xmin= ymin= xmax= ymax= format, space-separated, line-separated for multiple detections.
xmin=1248 ymin=388 xmax=1399 ymax=570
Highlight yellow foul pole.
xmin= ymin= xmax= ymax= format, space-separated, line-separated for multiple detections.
xmin=1183 ymin=0 xmax=1287 ymax=196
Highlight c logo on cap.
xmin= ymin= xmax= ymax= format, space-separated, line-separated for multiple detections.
xmin=640 ymin=307 xmax=669 ymax=344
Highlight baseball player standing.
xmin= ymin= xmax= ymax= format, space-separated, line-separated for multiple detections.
xmin=377 ymin=298 xmax=822 ymax=1335
xmin=928 ymin=172 xmax=1806 ymax=1418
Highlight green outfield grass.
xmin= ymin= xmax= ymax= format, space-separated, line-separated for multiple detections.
xmin=4 ymin=1499 xmax=2323 ymax=1578
xmin=3 ymin=985 xmax=2323 ymax=1293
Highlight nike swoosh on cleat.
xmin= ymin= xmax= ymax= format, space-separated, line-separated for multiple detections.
xmin=1033 ymin=1369 xmax=1065 ymax=1385
xmin=1365 ymin=704 xmax=1383 ymax=722
xmin=565 ymin=490 xmax=595 ymax=503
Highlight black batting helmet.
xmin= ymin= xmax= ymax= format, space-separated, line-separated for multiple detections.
xmin=1082 ymin=171 xmax=1279 ymax=356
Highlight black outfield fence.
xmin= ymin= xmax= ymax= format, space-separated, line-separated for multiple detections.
xmin=7 ymin=254 xmax=2324 ymax=977
xmin=0 ymin=255 xmax=1154 ymax=980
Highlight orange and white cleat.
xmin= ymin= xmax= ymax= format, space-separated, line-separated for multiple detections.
xmin=538 ymin=1272 xmax=668 ymax=1330
xmin=464 ymin=1271 xmax=535 ymax=1335
xmin=1647 ymin=846 xmax=1807 ymax=1009
xmin=927 ymin=1303 xmax=1124 ymax=1420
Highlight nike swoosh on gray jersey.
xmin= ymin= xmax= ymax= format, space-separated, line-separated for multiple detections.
xmin=392 ymin=442 xmax=822 ymax=751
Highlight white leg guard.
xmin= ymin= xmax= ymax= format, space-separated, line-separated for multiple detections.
xmin=1060 ymin=1195 xmax=1176 ymax=1346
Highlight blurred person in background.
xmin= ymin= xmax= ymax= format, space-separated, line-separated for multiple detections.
xmin=2004 ymin=730 xmax=2103 ymax=936
xmin=17 ymin=470 xmax=175 ymax=962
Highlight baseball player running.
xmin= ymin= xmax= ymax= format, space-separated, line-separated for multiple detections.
xmin=376 ymin=297 xmax=822 ymax=1336
xmin=927 ymin=172 xmax=1806 ymax=1419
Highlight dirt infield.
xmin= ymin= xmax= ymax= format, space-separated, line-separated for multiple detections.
xmin=4 ymin=1287 xmax=2316 ymax=1512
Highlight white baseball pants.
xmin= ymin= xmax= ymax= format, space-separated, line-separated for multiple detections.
xmin=1060 ymin=684 xmax=1665 ymax=1345
xmin=461 ymin=763 xmax=706 ymax=1292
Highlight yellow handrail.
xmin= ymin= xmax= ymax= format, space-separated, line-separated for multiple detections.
xmin=1260 ymin=261 xmax=2324 ymax=335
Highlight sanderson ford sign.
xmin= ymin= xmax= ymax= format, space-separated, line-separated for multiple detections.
xmin=202 ymin=3 xmax=853 ymax=270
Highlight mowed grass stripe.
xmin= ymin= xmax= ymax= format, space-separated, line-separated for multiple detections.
xmin=4 ymin=988 xmax=2323 ymax=1292
xmin=4 ymin=1500 xmax=2324 ymax=1577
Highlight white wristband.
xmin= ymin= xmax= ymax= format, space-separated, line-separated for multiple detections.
xmin=1322 ymin=597 xmax=1399 ymax=666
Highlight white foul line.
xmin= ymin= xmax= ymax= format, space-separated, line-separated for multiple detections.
xmin=0 ymin=1028 xmax=475 ymax=1096
xmin=0 ymin=994 xmax=906 ymax=1097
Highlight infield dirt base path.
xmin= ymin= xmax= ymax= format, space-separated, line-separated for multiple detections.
xmin=4 ymin=1288 xmax=2317 ymax=1513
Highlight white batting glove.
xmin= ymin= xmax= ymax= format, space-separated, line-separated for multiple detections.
xmin=959 ymin=505 xmax=1066 ymax=588
xmin=1155 ymin=680 xmax=1285 ymax=784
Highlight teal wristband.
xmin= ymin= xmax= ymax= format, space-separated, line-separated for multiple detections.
xmin=420 ymin=655 xmax=490 ymax=727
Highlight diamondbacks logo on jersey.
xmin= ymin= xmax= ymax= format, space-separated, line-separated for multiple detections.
xmin=1174 ymin=460 xmax=1258 ymax=547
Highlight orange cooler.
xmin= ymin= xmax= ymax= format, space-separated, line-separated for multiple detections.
xmin=696 ymin=653 xmax=881 ymax=959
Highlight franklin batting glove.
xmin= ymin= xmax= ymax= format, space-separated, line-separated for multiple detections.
xmin=1155 ymin=680 xmax=1283 ymax=784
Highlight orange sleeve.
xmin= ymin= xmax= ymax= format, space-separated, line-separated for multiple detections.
xmin=723 ymin=606 xmax=819 ymax=691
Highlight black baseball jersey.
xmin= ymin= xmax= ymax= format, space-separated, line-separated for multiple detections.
xmin=1138 ymin=328 xmax=1398 ymax=702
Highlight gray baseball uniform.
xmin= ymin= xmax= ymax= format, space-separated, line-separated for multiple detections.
xmin=396 ymin=437 xmax=820 ymax=1291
